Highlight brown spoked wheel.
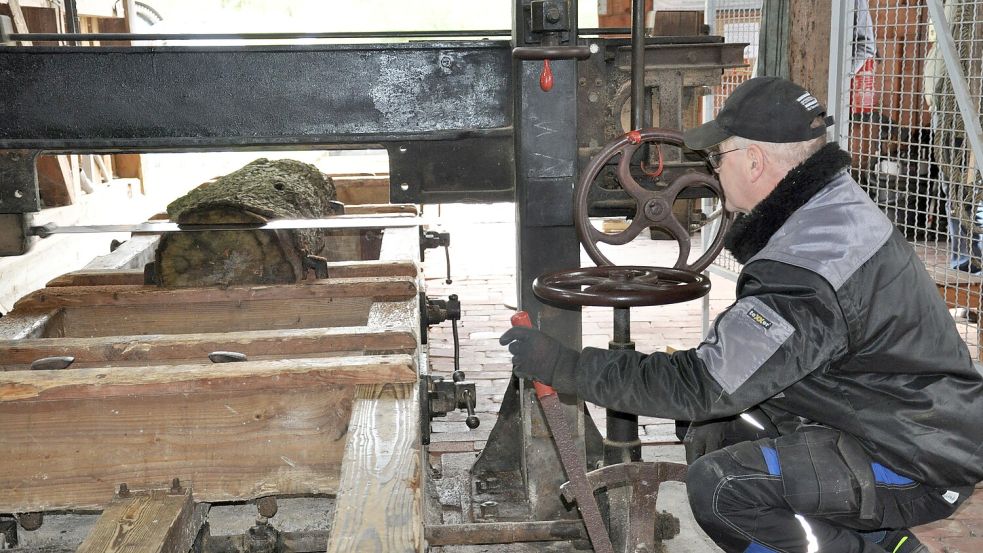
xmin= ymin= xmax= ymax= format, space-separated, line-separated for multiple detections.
xmin=532 ymin=265 xmax=710 ymax=308
xmin=574 ymin=128 xmax=734 ymax=273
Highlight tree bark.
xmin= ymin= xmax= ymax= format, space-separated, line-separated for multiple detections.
xmin=154 ymin=158 xmax=341 ymax=287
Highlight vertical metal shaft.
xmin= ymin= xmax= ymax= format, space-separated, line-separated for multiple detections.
xmin=630 ymin=0 xmax=647 ymax=131
xmin=606 ymin=307 xmax=640 ymax=465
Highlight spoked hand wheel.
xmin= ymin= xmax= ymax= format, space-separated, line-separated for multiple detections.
xmin=574 ymin=128 xmax=735 ymax=273
xmin=532 ymin=265 xmax=710 ymax=309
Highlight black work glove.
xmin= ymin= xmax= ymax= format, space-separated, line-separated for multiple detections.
xmin=499 ymin=326 xmax=580 ymax=395
xmin=683 ymin=409 xmax=779 ymax=464
xmin=683 ymin=419 xmax=730 ymax=464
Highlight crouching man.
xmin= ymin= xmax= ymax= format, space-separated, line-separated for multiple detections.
xmin=500 ymin=77 xmax=983 ymax=553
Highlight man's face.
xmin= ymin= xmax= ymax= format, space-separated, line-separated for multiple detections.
xmin=710 ymin=142 xmax=753 ymax=214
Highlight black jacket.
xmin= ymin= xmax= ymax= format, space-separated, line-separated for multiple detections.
xmin=573 ymin=144 xmax=983 ymax=488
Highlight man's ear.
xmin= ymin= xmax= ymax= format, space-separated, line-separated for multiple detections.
xmin=747 ymin=144 xmax=765 ymax=181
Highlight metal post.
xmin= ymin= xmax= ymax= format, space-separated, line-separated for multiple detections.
xmin=827 ymin=0 xmax=850 ymax=149
xmin=605 ymin=307 xmax=640 ymax=465
xmin=631 ymin=0 xmax=647 ymax=131
xmin=480 ymin=0 xmax=585 ymax=523
xmin=701 ymin=0 xmax=718 ymax=338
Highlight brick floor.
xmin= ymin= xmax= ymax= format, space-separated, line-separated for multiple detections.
xmin=420 ymin=203 xmax=982 ymax=551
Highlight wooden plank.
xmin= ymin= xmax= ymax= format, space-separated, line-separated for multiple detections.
xmin=7 ymin=0 xmax=32 ymax=45
xmin=77 ymin=489 xmax=196 ymax=553
xmin=45 ymin=260 xmax=418 ymax=288
xmin=13 ymin=276 xmax=418 ymax=311
xmin=1 ymin=0 xmax=56 ymax=8
xmin=37 ymin=155 xmax=75 ymax=207
xmin=332 ymin=175 xmax=390 ymax=205
xmin=326 ymin=260 xmax=418 ymax=278
xmin=379 ymin=228 xmax=421 ymax=263
xmin=0 ymin=354 xmax=416 ymax=401
xmin=84 ymin=234 xmax=160 ymax=271
xmin=0 ymin=355 xmax=416 ymax=512
xmin=47 ymin=268 xmax=145 ymax=287
xmin=0 ymin=309 xmax=59 ymax=340
xmin=0 ymin=326 xmax=418 ymax=368
xmin=326 ymin=383 xmax=422 ymax=553
xmin=54 ymin=296 xmax=377 ymax=337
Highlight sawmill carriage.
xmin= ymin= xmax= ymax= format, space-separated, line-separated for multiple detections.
xmin=0 ymin=1 xmax=750 ymax=551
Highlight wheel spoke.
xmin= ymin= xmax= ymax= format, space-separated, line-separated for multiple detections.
xmin=595 ymin=216 xmax=649 ymax=246
xmin=615 ymin=144 xmax=652 ymax=203
xmin=656 ymin=216 xmax=692 ymax=269
xmin=560 ymin=274 xmax=610 ymax=288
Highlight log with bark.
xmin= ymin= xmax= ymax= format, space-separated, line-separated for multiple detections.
xmin=153 ymin=158 xmax=343 ymax=287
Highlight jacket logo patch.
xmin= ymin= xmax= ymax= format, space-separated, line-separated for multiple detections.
xmin=747 ymin=308 xmax=773 ymax=329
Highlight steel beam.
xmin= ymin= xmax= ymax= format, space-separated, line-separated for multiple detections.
xmin=0 ymin=42 xmax=514 ymax=205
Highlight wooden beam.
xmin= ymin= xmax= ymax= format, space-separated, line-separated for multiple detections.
xmin=379 ymin=227 xmax=421 ymax=263
xmin=37 ymin=155 xmax=76 ymax=207
xmin=13 ymin=277 xmax=418 ymax=311
xmin=45 ymin=261 xmax=418 ymax=288
xmin=47 ymin=268 xmax=145 ymax=287
xmin=0 ymin=308 xmax=58 ymax=340
xmin=0 ymin=326 xmax=418 ymax=368
xmin=77 ymin=489 xmax=198 ymax=553
xmin=84 ymin=234 xmax=160 ymax=271
xmin=787 ymin=0 xmax=832 ymax=106
xmin=331 ymin=175 xmax=390 ymax=205
xmin=7 ymin=0 xmax=32 ymax=45
xmin=326 ymin=383 xmax=422 ymax=553
xmin=0 ymin=355 xmax=416 ymax=512
xmin=0 ymin=354 xmax=416 ymax=400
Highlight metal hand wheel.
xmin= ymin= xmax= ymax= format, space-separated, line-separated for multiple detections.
xmin=574 ymin=128 xmax=734 ymax=272
xmin=532 ymin=265 xmax=710 ymax=309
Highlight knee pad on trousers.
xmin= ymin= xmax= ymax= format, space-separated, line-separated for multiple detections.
xmin=686 ymin=441 xmax=775 ymax=539
xmin=686 ymin=449 xmax=729 ymax=529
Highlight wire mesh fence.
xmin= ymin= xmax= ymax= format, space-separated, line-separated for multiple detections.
xmin=833 ymin=0 xmax=983 ymax=357
xmin=704 ymin=0 xmax=761 ymax=279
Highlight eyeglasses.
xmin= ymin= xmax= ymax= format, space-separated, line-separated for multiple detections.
xmin=706 ymin=148 xmax=745 ymax=172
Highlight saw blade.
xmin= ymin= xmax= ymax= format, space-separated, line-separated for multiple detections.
xmin=29 ymin=214 xmax=421 ymax=238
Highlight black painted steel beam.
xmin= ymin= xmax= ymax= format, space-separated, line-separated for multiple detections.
xmin=0 ymin=42 xmax=511 ymax=151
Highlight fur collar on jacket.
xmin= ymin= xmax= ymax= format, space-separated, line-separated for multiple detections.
xmin=723 ymin=143 xmax=853 ymax=264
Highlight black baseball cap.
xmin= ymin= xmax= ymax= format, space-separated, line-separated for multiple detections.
xmin=684 ymin=76 xmax=834 ymax=150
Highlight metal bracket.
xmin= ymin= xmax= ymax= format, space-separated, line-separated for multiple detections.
xmin=0 ymin=213 xmax=31 ymax=256
xmin=421 ymin=375 xmax=479 ymax=445
xmin=0 ymin=150 xmax=40 ymax=213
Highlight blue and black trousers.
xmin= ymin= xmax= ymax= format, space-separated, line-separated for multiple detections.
xmin=686 ymin=426 xmax=971 ymax=553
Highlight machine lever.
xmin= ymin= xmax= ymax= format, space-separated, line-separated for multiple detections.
xmin=510 ymin=311 xmax=615 ymax=553
xmin=511 ymin=45 xmax=592 ymax=60
xmin=421 ymin=229 xmax=452 ymax=284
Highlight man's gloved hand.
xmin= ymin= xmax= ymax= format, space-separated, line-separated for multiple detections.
xmin=683 ymin=419 xmax=730 ymax=464
xmin=499 ymin=326 xmax=580 ymax=395
xmin=683 ymin=408 xmax=779 ymax=464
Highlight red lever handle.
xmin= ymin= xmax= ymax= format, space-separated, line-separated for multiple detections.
xmin=510 ymin=311 xmax=556 ymax=399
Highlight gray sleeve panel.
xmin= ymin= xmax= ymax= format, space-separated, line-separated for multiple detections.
xmin=748 ymin=172 xmax=894 ymax=291
xmin=695 ymin=296 xmax=795 ymax=394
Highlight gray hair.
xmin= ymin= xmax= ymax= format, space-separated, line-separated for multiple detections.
xmin=723 ymin=116 xmax=828 ymax=170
